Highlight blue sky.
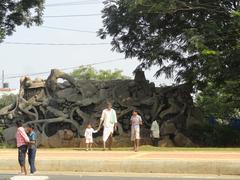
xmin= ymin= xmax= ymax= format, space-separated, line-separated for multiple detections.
xmin=0 ymin=0 xmax=174 ymax=89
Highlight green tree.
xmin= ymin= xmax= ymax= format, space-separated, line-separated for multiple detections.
xmin=0 ymin=94 xmax=16 ymax=109
xmin=70 ymin=66 xmax=130 ymax=80
xmin=195 ymin=81 xmax=240 ymax=120
xmin=99 ymin=0 xmax=240 ymax=90
xmin=0 ymin=0 xmax=44 ymax=42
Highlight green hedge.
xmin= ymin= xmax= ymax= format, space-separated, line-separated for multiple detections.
xmin=187 ymin=124 xmax=240 ymax=147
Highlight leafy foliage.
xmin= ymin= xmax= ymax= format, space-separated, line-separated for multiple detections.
xmin=195 ymin=82 xmax=240 ymax=120
xmin=70 ymin=66 xmax=131 ymax=80
xmin=99 ymin=0 xmax=240 ymax=90
xmin=188 ymin=123 xmax=240 ymax=147
xmin=0 ymin=94 xmax=17 ymax=109
xmin=0 ymin=0 xmax=44 ymax=41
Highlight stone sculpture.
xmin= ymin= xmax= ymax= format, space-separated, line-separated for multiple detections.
xmin=0 ymin=69 xmax=204 ymax=147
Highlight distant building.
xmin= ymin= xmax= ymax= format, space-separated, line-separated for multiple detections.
xmin=0 ymin=88 xmax=18 ymax=97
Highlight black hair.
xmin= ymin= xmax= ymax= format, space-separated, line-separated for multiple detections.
xmin=27 ymin=124 xmax=34 ymax=129
xmin=16 ymin=121 xmax=23 ymax=127
xmin=86 ymin=122 xmax=92 ymax=126
xmin=86 ymin=122 xmax=92 ymax=128
xmin=132 ymin=109 xmax=139 ymax=114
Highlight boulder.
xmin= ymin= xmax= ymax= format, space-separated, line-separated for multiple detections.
xmin=159 ymin=136 xmax=175 ymax=147
xmin=174 ymin=132 xmax=194 ymax=147
xmin=58 ymin=129 xmax=74 ymax=140
xmin=40 ymin=131 xmax=79 ymax=148
xmin=161 ymin=122 xmax=177 ymax=135
xmin=3 ymin=126 xmax=17 ymax=146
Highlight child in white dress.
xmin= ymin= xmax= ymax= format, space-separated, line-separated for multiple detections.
xmin=84 ymin=123 xmax=98 ymax=151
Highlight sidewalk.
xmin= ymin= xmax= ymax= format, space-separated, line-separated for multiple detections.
xmin=0 ymin=149 xmax=240 ymax=176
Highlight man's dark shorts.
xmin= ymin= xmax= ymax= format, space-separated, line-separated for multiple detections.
xmin=18 ymin=145 xmax=27 ymax=166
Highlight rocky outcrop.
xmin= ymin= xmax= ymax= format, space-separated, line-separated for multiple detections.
xmin=0 ymin=69 xmax=204 ymax=147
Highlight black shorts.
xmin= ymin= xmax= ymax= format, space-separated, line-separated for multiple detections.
xmin=18 ymin=145 xmax=27 ymax=166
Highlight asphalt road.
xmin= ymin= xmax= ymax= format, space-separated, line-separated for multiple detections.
xmin=0 ymin=174 xmax=240 ymax=180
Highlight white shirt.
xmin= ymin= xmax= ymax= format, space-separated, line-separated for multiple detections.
xmin=131 ymin=115 xmax=142 ymax=128
xmin=100 ymin=108 xmax=117 ymax=128
xmin=151 ymin=120 xmax=160 ymax=138
xmin=84 ymin=128 xmax=97 ymax=139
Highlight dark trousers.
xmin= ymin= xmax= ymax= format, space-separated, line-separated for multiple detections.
xmin=152 ymin=138 xmax=159 ymax=147
xmin=28 ymin=148 xmax=37 ymax=173
xmin=18 ymin=145 xmax=27 ymax=166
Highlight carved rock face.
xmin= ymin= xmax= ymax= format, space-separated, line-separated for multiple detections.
xmin=0 ymin=69 xmax=204 ymax=147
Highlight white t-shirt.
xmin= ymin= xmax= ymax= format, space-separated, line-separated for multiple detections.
xmin=151 ymin=120 xmax=160 ymax=138
xmin=84 ymin=128 xmax=97 ymax=139
xmin=100 ymin=108 xmax=117 ymax=128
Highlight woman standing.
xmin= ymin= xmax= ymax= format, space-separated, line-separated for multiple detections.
xmin=130 ymin=110 xmax=143 ymax=152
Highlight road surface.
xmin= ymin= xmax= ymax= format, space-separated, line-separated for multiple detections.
xmin=0 ymin=174 xmax=239 ymax=180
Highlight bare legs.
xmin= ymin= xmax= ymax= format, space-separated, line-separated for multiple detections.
xmin=133 ymin=139 xmax=140 ymax=152
xmin=108 ymin=134 xmax=113 ymax=150
xmin=103 ymin=133 xmax=113 ymax=151
xmin=86 ymin=143 xmax=89 ymax=151
xmin=20 ymin=165 xmax=27 ymax=175
xmin=86 ymin=143 xmax=93 ymax=151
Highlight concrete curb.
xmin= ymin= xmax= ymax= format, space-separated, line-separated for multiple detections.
xmin=1 ymin=159 xmax=240 ymax=176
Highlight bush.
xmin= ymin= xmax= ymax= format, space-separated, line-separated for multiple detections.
xmin=187 ymin=123 xmax=240 ymax=147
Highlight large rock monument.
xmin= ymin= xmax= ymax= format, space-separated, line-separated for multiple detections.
xmin=0 ymin=69 xmax=204 ymax=147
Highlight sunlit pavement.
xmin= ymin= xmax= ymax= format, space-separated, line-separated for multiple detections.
xmin=0 ymin=150 xmax=240 ymax=175
xmin=1 ymin=173 xmax=240 ymax=180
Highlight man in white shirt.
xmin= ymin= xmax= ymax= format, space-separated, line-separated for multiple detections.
xmin=98 ymin=101 xmax=118 ymax=150
xmin=150 ymin=120 xmax=160 ymax=146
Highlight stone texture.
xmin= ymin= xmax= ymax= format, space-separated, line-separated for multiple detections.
xmin=2 ymin=126 xmax=17 ymax=145
xmin=161 ymin=122 xmax=177 ymax=135
xmin=159 ymin=136 xmax=175 ymax=147
xmin=0 ymin=69 xmax=204 ymax=147
xmin=174 ymin=132 xmax=194 ymax=147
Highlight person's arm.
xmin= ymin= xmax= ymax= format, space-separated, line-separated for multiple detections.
xmin=19 ymin=128 xmax=30 ymax=143
xmin=93 ymin=129 xmax=98 ymax=133
xmin=84 ymin=129 xmax=87 ymax=137
xmin=29 ymin=133 xmax=37 ymax=144
xmin=98 ymin=110 xmax=105 ymax=131
xmin=139 ymin=116 xmax=143 ymax=125
xmin=113 ymin=110 xmax=118 ymax=130
xmin=130 ymin=116 xmax=133 ymax=125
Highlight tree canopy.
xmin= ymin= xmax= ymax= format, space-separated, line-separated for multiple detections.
xmin=0 ymin=0 xmax=44 ymax=42
xmin=70 ymin=66 xmax=131 ymax=80
xmin=99 ymin=0 xmax=240 ymax=90
xmin=195 ymin=82 xmax=240 ymax=120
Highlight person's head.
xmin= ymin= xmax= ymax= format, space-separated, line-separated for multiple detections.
xmin=106 ymin=101 xmax=112 ymax=110
xmin=87 ymin=123 xmax=92 ymax=129
xmin=132 ymin=110 xmax=138 ymax=116
xmin=27 ymin=124 xmax=34 ymax=133
xmin=16 ymin=121 xmax=23 ymax=128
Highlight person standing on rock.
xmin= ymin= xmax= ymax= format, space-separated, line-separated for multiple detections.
xmin=130 ymin=110 xmax=143 ymax=152
xmin=16 ymin=121 xmax=29 ymax=175
xmin=150 ymin=120 xmax=160 ymax=146
xmin=27 ymin=124 xmax=37 ymax=175
xmin=98 ymin=101 xmax=118 ymax=151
